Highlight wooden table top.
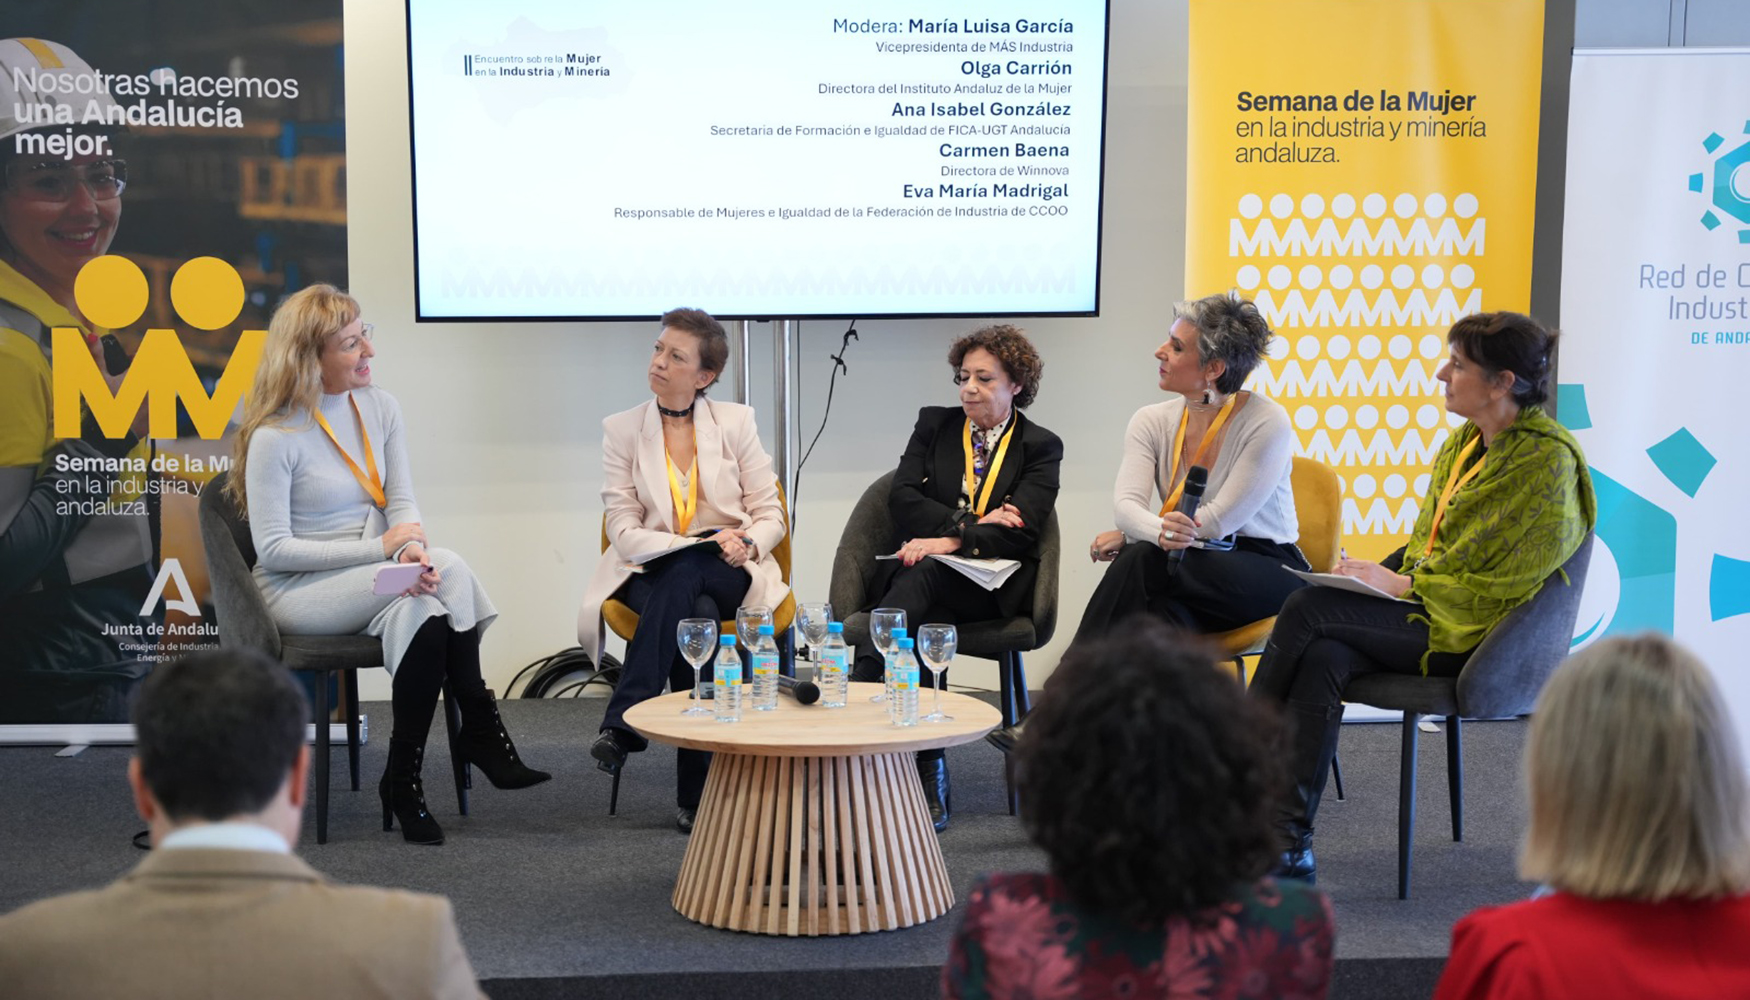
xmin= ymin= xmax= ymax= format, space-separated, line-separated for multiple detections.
xmin=624 ymin=682 xmax=1001 ymax=756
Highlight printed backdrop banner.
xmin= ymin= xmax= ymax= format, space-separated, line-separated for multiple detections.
xmin=1 ymin=6 xmax=345 ymax=727
xmin=1560 ymin=49 xmax=1750 ymax=753
xmin=1186 ymin=0 xmax=1544 ymax=559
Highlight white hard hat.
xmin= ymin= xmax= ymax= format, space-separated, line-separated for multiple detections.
xmin=0 ymin=37 xmax=124 ymax=143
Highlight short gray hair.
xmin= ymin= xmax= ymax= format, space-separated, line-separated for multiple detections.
xmin=1171 ymin=292 xmax=1274 ymax=395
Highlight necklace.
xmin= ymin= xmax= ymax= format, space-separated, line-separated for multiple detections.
xmin=656 ymin=401 xmax=695 ymax=419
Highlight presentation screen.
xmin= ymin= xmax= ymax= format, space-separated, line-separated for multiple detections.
xmin=406 ymin=0 xmax=1111 ymax=320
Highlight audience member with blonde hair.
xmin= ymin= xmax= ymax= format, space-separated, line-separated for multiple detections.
xmin=230 ymin=285 xmax=548 ymax=846
xmin=1435 ymin=633 xmax=1750 ymax=999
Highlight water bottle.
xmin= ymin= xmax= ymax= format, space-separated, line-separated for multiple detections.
xmin=885 ymin=627 xmax=908 ymax=718
xmin=893 ymin=637 xmax=919 ymax=727
xmin=817 ymin=622 xmax=850 ymax=708
xmin=713 ymin=634 xmax=742 ymax=723
xmin=752 ymin=624 xmax=780 ymax=711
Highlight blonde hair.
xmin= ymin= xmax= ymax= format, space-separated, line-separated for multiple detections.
xmin=1521 ymin=633 xmax=1750 ymax=900
xmin=225 ymin=284 xmax=359 ymax=514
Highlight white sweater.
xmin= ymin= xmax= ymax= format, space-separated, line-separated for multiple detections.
xmin=1112 ymin=394 xmax=1299 ymax=545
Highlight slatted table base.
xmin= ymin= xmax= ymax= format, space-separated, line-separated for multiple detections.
xmin=672 ymin=750 xmax=954 ymax=936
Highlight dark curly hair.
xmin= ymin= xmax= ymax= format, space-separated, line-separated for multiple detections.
xmin=947 ymin=324 xmax=1043 ymax=409
xmin=1446 ymin=311 xmax=1557 ymax=407
xmin=1014 ymin=619 xmax=1288 ymax=925
xmin=1173 ymin=292 xmax=1275 ymax=395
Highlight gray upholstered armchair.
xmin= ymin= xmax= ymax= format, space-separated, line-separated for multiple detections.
xmin=1343 ymin=532 xmax=1595 ymax=898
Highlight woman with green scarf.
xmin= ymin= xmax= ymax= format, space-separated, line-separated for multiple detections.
xmin=1252 ymin=312 xmax=1595 ymax=884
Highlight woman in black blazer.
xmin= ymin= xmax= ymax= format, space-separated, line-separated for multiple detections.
xmin=852 ymin=324 xmax=1062 ymax=831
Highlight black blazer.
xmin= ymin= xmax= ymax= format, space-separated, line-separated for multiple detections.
xmin=883 ymin=405 xmax=1063 ymax=617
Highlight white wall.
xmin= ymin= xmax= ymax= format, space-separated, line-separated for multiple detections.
xmin=342 ymin=0 xmax=1188 ymax=699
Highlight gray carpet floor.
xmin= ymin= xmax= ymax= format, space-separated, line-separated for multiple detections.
xmin=0 ymin=696 xmax=1535 ymax=998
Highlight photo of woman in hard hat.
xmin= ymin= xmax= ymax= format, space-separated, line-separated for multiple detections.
xmin=0 ymin=36 xmax=158 ymax=723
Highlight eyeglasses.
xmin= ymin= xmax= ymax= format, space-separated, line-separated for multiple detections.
xmin=336 ymin=323 xmax=374 ymax=352
xmin=3 ymin=159 xmax=129 ymax=203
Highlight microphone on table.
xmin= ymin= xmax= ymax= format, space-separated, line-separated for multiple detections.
xmin=1167 ymin=465 xmax=1208 ymax=575
xmin=777 ymin=674 xmax=821 ymax=706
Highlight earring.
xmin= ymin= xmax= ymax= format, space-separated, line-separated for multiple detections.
xmin=1202 ymin=382 xmax=1215 ymax=406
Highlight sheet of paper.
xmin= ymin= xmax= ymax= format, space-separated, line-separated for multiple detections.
xmin=1283 ymin=566 xmax=1415 ymax=603
xmin=623 ymin=537 xmax=715 ymax=569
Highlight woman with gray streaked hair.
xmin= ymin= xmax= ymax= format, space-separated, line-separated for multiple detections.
xmin=1434 ymin=633 xmax=1750 ymax=999
xmin=987 ymin=292 xmax=1305 ymax=753
xmin=1068 ymin=291 xmax=1307 ymax=640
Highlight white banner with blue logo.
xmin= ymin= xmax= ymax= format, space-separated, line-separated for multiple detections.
xmin=1560 ymin=48 xmax=1750 ymax=754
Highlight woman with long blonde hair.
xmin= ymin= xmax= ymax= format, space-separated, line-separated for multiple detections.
xmin=1435 ymin=633 xmax=1750 ymax=999
xmin=232 ymin=285 xmax=547 ymax=846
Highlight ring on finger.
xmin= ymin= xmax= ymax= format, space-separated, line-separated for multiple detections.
xmin=1164 ymin=530 xmax=1176 ymax=540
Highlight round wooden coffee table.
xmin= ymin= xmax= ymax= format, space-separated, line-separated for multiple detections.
xmin=624 ymin=682 xmax=1001 ymax=936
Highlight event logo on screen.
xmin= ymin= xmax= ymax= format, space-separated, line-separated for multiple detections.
xmin=1689 ymin=122 xmax=1750 ymax=243
xmin=52 ymin=256 xmax=265 ymax=441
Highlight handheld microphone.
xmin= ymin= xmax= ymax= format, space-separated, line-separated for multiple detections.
xmin=777 ymin=673 xmax=821 ymax=706
xmin=1167 ymin=465 xmax=1208 ymax=573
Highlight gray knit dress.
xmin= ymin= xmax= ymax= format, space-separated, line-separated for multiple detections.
xmin=245 ymin=387 xmax=495 ymax=674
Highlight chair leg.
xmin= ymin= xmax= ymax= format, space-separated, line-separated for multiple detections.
xmin=1447 ymin=715 xmax=1464 ymax=842
xmin=1398 ymin=712 xmax=1419 ymax=900
xmin=608 ymin=769 xmax=622 ymax=817
xmin=1011 ymin=651 xmax=1031 ymax=720
xmin=1331 ymin=752 xmax=1345 ymax=801
xmin=440 ymin=680 xmax=470 ymax=817
xmin=314 ymin=670 xmax=331 ymax=846
xmin=343 ymin=668 xmax=361 ymax=792
xmin=1232 ymin=654 xmax=1247 ymax=688
xmin=997 ymin=652 xmax=1017 ymax=728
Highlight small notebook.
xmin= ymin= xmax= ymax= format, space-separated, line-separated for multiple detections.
xmin=1283 ymin=565 xmax=1415 ymax=602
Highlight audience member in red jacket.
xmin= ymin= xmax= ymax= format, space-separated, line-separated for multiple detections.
xmin=1435 ymin=633 xmax=1750 ymax=1000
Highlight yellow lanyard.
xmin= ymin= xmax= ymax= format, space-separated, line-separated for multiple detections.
xmin=1424 ymin=436 xmax=1485 ymax=556
xmin=962 ymin=416 xmax=1018 ymax=517
xmin=665 ymin=436 xmax=698 ymax=534
xmin=312 ymin=394 xmax=386 ymax=509
xmin=1159 ymin=395 xmax=1237 ymax=514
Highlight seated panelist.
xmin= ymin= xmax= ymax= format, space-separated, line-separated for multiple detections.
xmin=577 ymin=308 xmax=789 ymax=833
xmin=234 ymin=285 xmax=548 ymax=848
xmin=850 ymin=324 xmax=1062 ymax=831
xmin=1251 ymin=311 xmax=1595 ymax=883
xmin=1078 ymin=291 xmax=1306 ymax=640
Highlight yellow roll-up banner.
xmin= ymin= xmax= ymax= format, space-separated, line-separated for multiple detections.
xmin=1186 ymin=0 xmax=1544 ymax=557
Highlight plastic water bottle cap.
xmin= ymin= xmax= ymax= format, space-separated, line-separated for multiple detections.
xmin=758 ymin=624 xmax=774 ymax=635
xmin=896 ymin=637 xmax=914 ymax=649
xmin=893 ymin=627 xmax=908 ymax=638
xmin=827 ymin=622 xmax=844 ymax=633
xmin=719 ymin=634 xmax=736 ymax=645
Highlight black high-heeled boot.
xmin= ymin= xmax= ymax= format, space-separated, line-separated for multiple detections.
xmin=917 ymin=750 xmax=951 ymax=832
xmin=1274 ymin=701 xmax=1343 ymax=883
xmin=456 ymin=688 xmax=551 ymax=789
xmin=379 ymin=738 xmax=444 ymax=845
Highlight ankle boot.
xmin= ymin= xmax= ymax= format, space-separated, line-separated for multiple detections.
xmin=917 ymin=752 xmax=951 ymax=832
xmin=457 ymin=688 xmax=551 ymax=789
xmin=379 ymin=738 xmax=444 ymax=845
xmin=1274 ymin=702 xmax=1343 ymax=883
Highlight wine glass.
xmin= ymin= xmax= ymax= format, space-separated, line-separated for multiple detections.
xmin=917 ymin=624 xmax=957 ymax=722
xmin=736 ymin=605 xmax=772 ymax=653
xmin=677 ymin=618 xmax=717 ymax=715
xmin=797 ymin=602 xmax=832 ymax=672
xmin=869 ymin=607 xmax=906 ymax=703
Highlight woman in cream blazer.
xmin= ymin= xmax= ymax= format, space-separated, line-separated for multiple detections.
xmin=577 ymin=308 xmax=788 ymax=829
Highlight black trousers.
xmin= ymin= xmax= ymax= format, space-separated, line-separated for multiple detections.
xmin=1250 ymin=586 xmax=1470 ymax=813
xmin=1073 ymin=537 xmax=1310 ymax=647
xmin=603 ymin=545 xmax=751 ymax=807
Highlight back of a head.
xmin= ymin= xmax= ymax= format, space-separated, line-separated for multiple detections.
xmin=1014 ymin=619 xmax=1287 ymax=924
xmin=1523 ymin=633 xmax=1750 ymax=900
xmin=133 ymin=649 xmax=310 ymax=822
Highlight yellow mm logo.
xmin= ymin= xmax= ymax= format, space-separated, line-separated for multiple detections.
xmin=52 ymin=256 xmax=265 ymax=440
